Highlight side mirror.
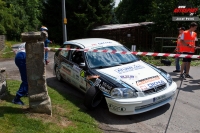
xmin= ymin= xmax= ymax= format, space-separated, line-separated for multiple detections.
xmin=79 ymin=63 xmax=86 ymax=68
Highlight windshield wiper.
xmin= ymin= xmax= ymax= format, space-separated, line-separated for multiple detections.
xmin=92 ymin=65 xmax=115 ymax=69
xmin=121 ymin=60 xmax=136 ymax=64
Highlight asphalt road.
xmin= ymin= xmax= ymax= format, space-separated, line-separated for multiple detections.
xmin=0 ymin=51 xmax=200 ymax=133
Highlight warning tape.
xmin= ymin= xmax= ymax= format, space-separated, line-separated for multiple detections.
xmin=2 ymin=49 xmax=18 ymax=54
xmin=2 ymin=47 xmax=200 ymax=59
xmin=44 ymin=47 xmax=200 ymax=59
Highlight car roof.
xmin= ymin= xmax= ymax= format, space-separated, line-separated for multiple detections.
xmin=63 ymin=38 xmax=122 ymax=49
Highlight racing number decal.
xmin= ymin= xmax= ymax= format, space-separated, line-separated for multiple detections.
xmin=80 ymin=70 xmax=85 ymax=77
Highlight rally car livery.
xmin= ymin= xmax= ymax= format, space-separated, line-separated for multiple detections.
xmin=53 ymin=38 xmax=177 ymax=115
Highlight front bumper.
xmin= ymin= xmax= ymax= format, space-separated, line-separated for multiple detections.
xmin=105 ymin=81 xmax=177 ymax=115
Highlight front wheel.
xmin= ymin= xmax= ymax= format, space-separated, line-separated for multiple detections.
xmin=55 ymin=66 xmax=62 ymax=81
xmin=84 ymin=86 xmax=103 ymax=110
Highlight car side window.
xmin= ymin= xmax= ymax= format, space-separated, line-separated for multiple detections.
xmin=60 ymin=45 xmax=70 ymax=58
xmin=68 ymin=45 xmax=84 ymax=64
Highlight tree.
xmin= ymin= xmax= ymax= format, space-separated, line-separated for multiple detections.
xmin=146 ymin=0 xmax=200 ymax=33
xmin=115 ymin=0 xmax=152 ymax=23
xmin=1 ymin=0 xmax=43 ymax=40
xmin=42 ymin=0 xmax=115 ymax=44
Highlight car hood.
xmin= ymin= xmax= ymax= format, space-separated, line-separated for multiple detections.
xmin=96 ymin=60 xmax=167 ymax=92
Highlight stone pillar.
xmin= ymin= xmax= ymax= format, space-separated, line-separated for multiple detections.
xmin=0 ymin=69 xmax=7 ymax=100
xmin=21 ymin=32 xmax=52 ymax=115
xmin=0 ymin=35 xmax=5 ymax=51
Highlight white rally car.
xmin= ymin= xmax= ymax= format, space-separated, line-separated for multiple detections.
xmin=53 ymin=38 xmax=177 ymax=115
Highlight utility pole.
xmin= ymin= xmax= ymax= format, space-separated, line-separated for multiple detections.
xmin=62 ymin=0 xmax=67 ymax=42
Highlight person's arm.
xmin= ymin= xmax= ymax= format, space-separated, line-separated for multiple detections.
xmin=195 ymin=37 xmax=199 ymax=49
xmin=45 ymin=39 xmax=52 ymax=44
xmin=180 ymin=33 xmax=187 ymax=46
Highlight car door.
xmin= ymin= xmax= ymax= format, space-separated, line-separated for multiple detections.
xmin=59 ymin=44 xmax=73 ymax=83
xmin=69 ymin=47 xmax=87 ymax=92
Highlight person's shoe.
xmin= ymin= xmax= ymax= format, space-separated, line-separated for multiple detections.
xmin=185 ymin=74 xmax=193 ymax=79
xmin=45 ymin=60 xmax=50 ymax=65
xmin=24 ymin=93 xmax=28 ymax=97
xmin=173 ymin=70 xmax=180 ymax=72
xmin=12 ymin=98 xmax=24 ymax=105
xmin=180 ymin=74 xmax=186 ymax=79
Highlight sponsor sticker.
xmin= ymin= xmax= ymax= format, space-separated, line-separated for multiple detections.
xmin=147 ymin=80 xmax=165 ymax=88
xmin=63 ymin=66 xmax=71 ymax=75
xmin=119 ymin=75 xmax=134 ymax=79
xmin=139 ymin=85 xmax=148 ymax=91
xmin=93 ymin=78 xmax=101 ymax=86
xmin=97 ymin=41 xmax=112 ymax=45
xmin=75 ymin=74 xmax=79 ymax=80
xmin=136 ymin=75 xmax=160 ymax=86
xmin=114 ymin=64 xmax=144 ymax=74
xmin=95 ymin=81 xmax=112 ymax=93
xmin=73 ymin=65 xmax=81 ymax=74
xmin=80 ymin=70 xmax=85 ymax=77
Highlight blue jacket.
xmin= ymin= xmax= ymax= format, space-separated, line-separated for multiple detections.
xmin=45 ymin=39 xmax=51 ymax=47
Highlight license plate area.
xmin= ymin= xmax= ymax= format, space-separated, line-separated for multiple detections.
xmin=153 ymin=95 xmax=166 ymax=102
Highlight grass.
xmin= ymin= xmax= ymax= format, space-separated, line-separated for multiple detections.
xmin=0 ymin=41 xmax=17 ymax=59
xmin=0 ymin=41 xmax=61 ymax=59
xmin=0 ymin=80 xmax=101 ymax=133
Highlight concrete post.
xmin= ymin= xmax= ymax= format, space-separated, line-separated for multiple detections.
xmin=21 ymin=32 xmax=52 ymax=115
xmin=0 ymin=70 xmax=7 ymax=100
xmin=0 ymin=35 xmax=5 ymax=51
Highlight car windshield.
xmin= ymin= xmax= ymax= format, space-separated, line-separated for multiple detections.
xmin=85 ymin=45 xmax=139 ymax=69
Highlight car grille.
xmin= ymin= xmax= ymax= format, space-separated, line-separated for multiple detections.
xmin=143 ymin=84 xmax=167 ymax=95
xmin=135 ymin=96 xmax=172 ymax=110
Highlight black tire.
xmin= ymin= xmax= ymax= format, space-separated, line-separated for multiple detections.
xmin=84 ymin=86 xmax=103 ymax=110
xmin=55 ymin=66 xmax=62 ymax=81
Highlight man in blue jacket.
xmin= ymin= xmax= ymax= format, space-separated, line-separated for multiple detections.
xmin=12 ymin=43 xmax=27 ymax=105
xmin=40 ymin=26 xmax=52 ymax=65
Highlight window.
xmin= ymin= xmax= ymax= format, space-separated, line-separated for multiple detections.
xmin=60 ymin=45 xmax=70 ymax=58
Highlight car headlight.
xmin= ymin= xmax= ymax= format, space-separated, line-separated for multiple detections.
xmin=110 ymin=88 xmax=138 ymax=99
xmin=166 ymin=73 xmax=172 ymax=85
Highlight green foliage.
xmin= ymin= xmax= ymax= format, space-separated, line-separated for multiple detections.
xmin=115 ymin=0 xmax=200 ymax=35
xmin=0 ymin=0 xmax=43 ymax=41
xmin=115 ymin=0 xmax=152 ymax=23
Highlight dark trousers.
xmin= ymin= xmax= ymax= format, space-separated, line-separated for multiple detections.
xmin=15 ymin=52 xmax=28 ymax=97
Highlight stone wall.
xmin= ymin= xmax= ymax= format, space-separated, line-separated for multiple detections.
xmin=0 ymin=35 xmax=5 ymax=51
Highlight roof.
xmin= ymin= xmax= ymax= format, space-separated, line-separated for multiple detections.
xmin=92 ymin=22 xmax=154 ymax=31
xmin=63 ymin=38 xmax=122 ymax=49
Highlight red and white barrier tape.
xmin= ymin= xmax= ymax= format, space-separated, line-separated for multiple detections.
xmin=44 ymin=47 xmax=200 ymax=59
xmin=2 ymin=47 xmax=200 ymax=59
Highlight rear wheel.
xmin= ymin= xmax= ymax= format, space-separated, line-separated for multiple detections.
xmin=84 ymin=86 xmax=103 ymax=110
xmin=55 ymin=66 xmax=62 ymax=81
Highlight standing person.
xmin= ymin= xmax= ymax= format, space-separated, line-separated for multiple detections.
xmin=173 ymin=27 xmax=185 ymax=72
xmin=180 ymin=22 xmax=198 ymax=79
xmin=12 ymin=43 xmax=27 ymax=105
xmin=40 ymin=26 xmax=52 ymax=65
